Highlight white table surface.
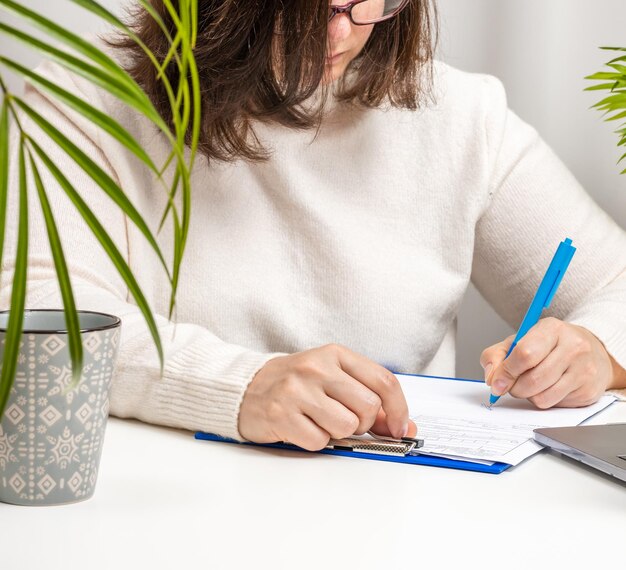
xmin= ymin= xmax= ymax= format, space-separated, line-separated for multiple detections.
xmin=2 ymin=402 xmax=625 ymax=570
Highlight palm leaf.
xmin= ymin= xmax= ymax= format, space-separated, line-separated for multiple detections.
xmin=606 ymin=110 xmax=626 ymax=122
xmin=158 ymin=33 xmax=183 ymax=82
xmin=0 ymin=99 xmax=9 ymax=277
xmin=0 ymin=0 xmax=199 ymax=414
xmin=69 ymin=0 xmax=180 ymax=75
xmin=585 ymin=71 xmax=622 ymax=81
xmin=59 ymin=1 xmax=191 ymax=260
xmin=590 ymin=93 xmax=626 ymax=110
xmin=587 ymin=47 xmax=626 ymax=174
xmin=162 ymin=51 xmax=192 ymax=315
xmin=0 ymin=139 xmax=28 ymax=419
xmin=584 ymin=81 xmax=625 ymax=92
xmin=28 ymin=150 xmax=83 ymax=388
xmin=156 ymin=0 xmax=201 ymax=318
xmin=0 ymin=98 xmax=9 ymax=417
xmin=14 ymin=97 xmax=172 ymax=283
xmin=0 ymin=0 xmax=144 ymax=93
xmin=29 ymin=138 xmax=164 ymax=370
xmin=0 ymin=56 xmax=159 ymax=173
xmin=0 ymin=20 xmax=169 ymax=135
xmin=67 ymin=0 xmax=183 ymax=127
xmin=70 ymin=0 xmax=198 ymax=285
xmin=607 ymin=63 xmax=626 ymax=74
xmin=158 ymin=166 xmax=180 ymax=232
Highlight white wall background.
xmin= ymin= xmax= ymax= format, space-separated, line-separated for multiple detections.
xmin=1 ymin=1 xmax=625 ymax=378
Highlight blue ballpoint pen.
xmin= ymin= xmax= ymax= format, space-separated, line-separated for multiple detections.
xmin=488 ymin=238 xmax=576 ymax=407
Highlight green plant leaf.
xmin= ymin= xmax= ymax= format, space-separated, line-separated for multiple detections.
xmin=0 ymin=100 xmax=9 ymax=276
xmin=156 ymin=0 xmax=201 ymax=319
xmin=190 ymin=0 xmax=198 ymax=46
xmin=0 ymin=20 xmax=169 ymax=135
xmin=29 ymin=138 xmax=164 ymax=370
xmin=0 ymin=56 xmax=159 ymax=173
xmin=0 ymin=0 xmax=202 ymax=405
xmin=14 ymin=97 xmax=172 ymax=283
xmin=159 ymin=33 xmax=183 ymax=81
xmin=0 ymin=99 xmax=8 ymax=417
xmin=0 ymin=0 xmax=140 ymax=90
xmin=593 ymin=104 xmax=626 ymax=114
xmin=585 ymin=82 xmax=620 ymax=92
xmin=86 ymin=0 xmax=199 ymax=266
xmin=69 ymin=0 xmax=174 ymax=51
xmin=607 ymin=63 xmax=626 ymax=74
xmin=608 ymin=55 xmax=626 ymax=65
xmin=168 ymin=197 xmax=182 ymax=318
xmin=67 ymin=0 xmax=182 ymax=124
xmin=0 ymin=139 xmax=28 ymax=419
xmin=605 ymin=110 xmax=626 ymax=122
xmin=591 ymin=93 xmax=626 ymax=109
xmin=28 ymin=150 xmax=83 ymax=388
xmin=157 ymin=167 xmax=180 ymax=232
xmin=68 ymin=0 xmax=132 ymax=29
xmin=585 ymin=72 xmax=622 ymax=81
xmin=588 ymin=47 xmax=626 ymax=175
xmin=57 ymin=0 xmax=192 ymax=268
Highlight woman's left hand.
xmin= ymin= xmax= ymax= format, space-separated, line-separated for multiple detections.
xmin=480 ymin=317 xmax=619 ymax=409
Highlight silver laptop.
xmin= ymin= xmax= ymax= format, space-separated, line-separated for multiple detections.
xmin=533 ymin=423 xmax=626 ymax=483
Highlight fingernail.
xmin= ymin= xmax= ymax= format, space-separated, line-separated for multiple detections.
xmin=398 ymin=422 xmax=408 ymax=439
xmin=493 ymin=379 xmax=508 ymax=395
xmin=484 ymin=363 xmax=493 ymax=383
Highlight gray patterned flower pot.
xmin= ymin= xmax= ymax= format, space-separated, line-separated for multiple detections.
xmin=0 ymin=310 xmax=121 ymax=506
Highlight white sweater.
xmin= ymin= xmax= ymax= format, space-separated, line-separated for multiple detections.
xmin=3 ymin=57 xmax=626 ymax=439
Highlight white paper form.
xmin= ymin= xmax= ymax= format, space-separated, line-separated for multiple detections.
xmin=398 ymin=375 xmax=616 ymax=466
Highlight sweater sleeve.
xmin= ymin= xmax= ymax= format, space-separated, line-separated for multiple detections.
xmin=471 ymin=76 xmax=626 ymax=395
xmin=0 ymin=63 xmax=284 ymax=440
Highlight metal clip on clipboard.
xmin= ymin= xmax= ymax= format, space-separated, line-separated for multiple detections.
xmin=325 ymin=432 xmax=424 ymax=457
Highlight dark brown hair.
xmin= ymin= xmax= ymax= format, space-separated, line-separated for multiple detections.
xmin=112 ymin=1 xmax=437 ymax=162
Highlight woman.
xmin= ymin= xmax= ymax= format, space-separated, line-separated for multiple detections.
xmin=4 ymin=0 xmax=626 ymax=450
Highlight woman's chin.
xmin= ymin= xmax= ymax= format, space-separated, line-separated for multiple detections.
xmin=322 ymin=64 xmax=346 ymax=85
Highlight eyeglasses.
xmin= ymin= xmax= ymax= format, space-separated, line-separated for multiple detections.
xmin=328 ymin=0 xmax=410 ymax=26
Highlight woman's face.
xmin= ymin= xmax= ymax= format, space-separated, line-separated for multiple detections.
xmin=324 ymin=3 xmax=376 ymax=83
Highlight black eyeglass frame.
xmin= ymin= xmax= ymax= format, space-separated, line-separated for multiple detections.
xmin=328 ymin=0 xmax=410 ymax=26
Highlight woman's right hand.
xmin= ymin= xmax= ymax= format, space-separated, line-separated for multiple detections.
xmin=238 ymin=344 xmax=417 ymax=451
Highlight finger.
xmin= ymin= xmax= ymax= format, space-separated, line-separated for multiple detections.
xmin=300 ymin=393 xmax=360 ymax=440
xmin=480 ymin=335 xmax=514 ymax=386
xmin=491 ymin=319 xmax=561 ymax=397
xmin=556 ymin=381 xmax=603 ymax=409
xmin=337 ymin=349 xmax=409 ymax=439
xmin=527 ymin=371 xmax=584 ymax=410
xmin=281 ymin=414 xmax=331 ymax=452
xmin=509 ymin=341 xmax=571 ymax=399
xmin=370 ymin=409 xmax=418 ymax=438
xmin=502 ymin=319 xmax=562 ymax=379
xmin=323 ymin=370 xmax=381 ymax=434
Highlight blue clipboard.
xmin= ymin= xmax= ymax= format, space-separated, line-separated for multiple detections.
xmin=194 ymin=374 xmax=511 ymax=475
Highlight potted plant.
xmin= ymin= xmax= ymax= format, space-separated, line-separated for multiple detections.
xmin=0 ymin=0 xmax=199 ymax=505
xmin=586 ymin=47 xmax=626 ymax=174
